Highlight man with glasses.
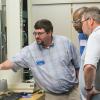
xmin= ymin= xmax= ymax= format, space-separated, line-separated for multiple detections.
xmin=0 ymin=19 xmax=80 ymax=100
xmin=80 ymin=7 xmax=100 ymax=100
xmin=73 ymin=7 xmax=89 ymax=100
xmin=73 ymin=7 xmax=88 ymax=56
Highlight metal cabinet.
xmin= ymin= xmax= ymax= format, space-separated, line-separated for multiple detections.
xmin=0 ymin=0 xmax=7 ymax=63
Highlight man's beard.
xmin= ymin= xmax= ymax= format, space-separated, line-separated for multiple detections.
xmin=37 ymin=41 xmax=45 ymax=46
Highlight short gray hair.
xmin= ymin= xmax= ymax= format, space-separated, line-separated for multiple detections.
xmin=83 ymin=7 xmax=100 ymax=24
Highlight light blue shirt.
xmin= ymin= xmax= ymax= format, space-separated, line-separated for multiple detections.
xmin=10 ymin=35 xmax=80 ymax=94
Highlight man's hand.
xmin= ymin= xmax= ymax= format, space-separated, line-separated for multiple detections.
xmin=0 ymin=60 xmax=14 ymax=70
xmin=86 ymin=87 xmax=100 ymax=100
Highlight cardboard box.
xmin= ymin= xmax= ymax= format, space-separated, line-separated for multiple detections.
xmin=9 ymin=83 xmax=34 ymax=93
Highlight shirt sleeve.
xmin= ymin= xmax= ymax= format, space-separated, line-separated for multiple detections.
xmin=10 ymin=46 xmax=30 ymax=71
xmin=69 ymin=41 xmax=81 ymax=69
xmin=84 ymin=33 xmax=100 ymax=68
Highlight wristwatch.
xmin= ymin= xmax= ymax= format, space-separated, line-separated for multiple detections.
xmin=85 ymin=86 xmax=93 ymax=91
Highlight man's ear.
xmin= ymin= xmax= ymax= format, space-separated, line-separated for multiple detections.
xmin=90 ymin=18 xmax=94 ymax=26
xmin=47 ymin=31 xmax=52 ymax=35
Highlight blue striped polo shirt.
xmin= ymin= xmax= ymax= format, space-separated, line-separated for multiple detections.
xmin=10 ymin=35 xmax=80 ymax=94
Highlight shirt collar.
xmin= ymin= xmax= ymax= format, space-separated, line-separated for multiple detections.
xmin=93 ymin=26 xmax=100 ymax=33
xmin=38 ymin=36 xmax=54 ymax=50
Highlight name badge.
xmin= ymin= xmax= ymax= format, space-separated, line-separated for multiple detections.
xmin=36 ymin=60 xmax=45 ymax=66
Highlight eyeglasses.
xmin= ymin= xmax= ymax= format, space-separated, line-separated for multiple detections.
xmin=72 ymin=18 xmax=90 ymax=24
xmin=33 ymin=31 xmax=46 ymax=36
xmin=81 ymin=18 xmax=90 ymax=24
xmin=72 ymin=19 xmax=81 ymax=24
